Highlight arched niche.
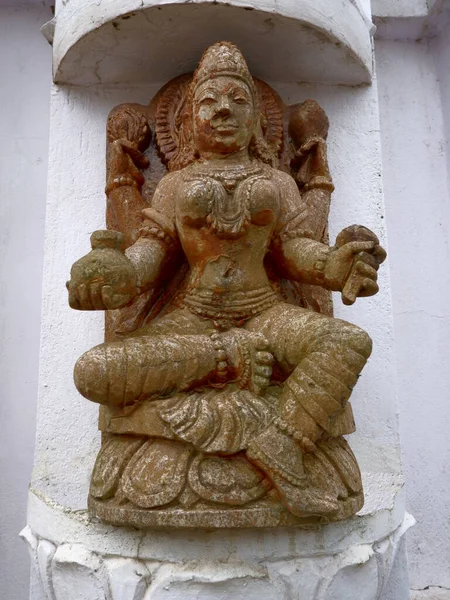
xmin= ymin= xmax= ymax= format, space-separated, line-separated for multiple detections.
xmin=52 ymin=0 xmax=374 ymax=85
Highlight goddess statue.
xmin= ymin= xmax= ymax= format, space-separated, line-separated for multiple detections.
xmin=67 ymin=42 xmax=386 ymax=528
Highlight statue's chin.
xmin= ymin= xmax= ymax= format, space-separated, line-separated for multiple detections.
xmin=195 ymin=132 xmax=250 ymax=157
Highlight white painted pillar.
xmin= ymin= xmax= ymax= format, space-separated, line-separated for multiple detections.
xmin=23 ymin=2 xmax=412 ymax=598
xmin=373 ymin=0 xmax=450 ymax=596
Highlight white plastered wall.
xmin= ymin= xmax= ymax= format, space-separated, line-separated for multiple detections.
xmin=25 ymin=3 xmax=409 ymax=599
xmin=2 ymin=1 xmax=448 ymax=598
xmin=375 ymin=33 xmax=450 ymax=594
xmin=0 ymin=4 xmax=52 ymax=600
xmin=432 ymin=18 xmax=450 ymax=197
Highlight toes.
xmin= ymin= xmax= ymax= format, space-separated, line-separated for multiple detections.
xmin=253 ymin=375 xmax=269 ymax=390
xmin=255 ymin=365 xmax=272 ymax=378
xmin=256 ymin=351 xmax=274 ymax=366
xmin=252 ymin=334 xmax=269 ymax=351
xmin=74 ymin=346 xmax=108 ymax=402
xmin=301 ymin=491 xmax=339 ymax=516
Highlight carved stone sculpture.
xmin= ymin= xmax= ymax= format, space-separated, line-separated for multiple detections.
xmin=67 ymin=42 xmax=386 ymax=528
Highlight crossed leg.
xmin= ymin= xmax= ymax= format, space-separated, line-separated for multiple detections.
xmin=74 ymin=307 xmax=272 ymax=408
xmin=245 ymin=302 xmax=372 ymax=517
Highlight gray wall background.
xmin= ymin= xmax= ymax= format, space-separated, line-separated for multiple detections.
xmin=0 ymin=4 xmax=52 ymax=600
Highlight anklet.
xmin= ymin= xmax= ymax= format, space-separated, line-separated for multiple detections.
xmin=274 ymin=417 xmax=317 ymax=453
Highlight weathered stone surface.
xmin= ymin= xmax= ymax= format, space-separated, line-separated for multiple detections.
xmin=67 ymin=41 xmax=386 ymax=528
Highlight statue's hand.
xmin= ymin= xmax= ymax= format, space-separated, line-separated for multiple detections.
xmin=67 ymin=230 xmax=139 ymax=311
xmin=324 ymin=225 xmax=386 ymax=304
xmin=107 ymin=105 xmax=151 ymax=173
xmin=111 ymin=138 xmax=150 ymax=170
xmin=219 ymin=330 xmax=274 ymax=395
xmin=289 ymin=100 xmax=329 ymax=150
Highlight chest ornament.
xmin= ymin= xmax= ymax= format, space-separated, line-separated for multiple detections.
xmin=183 ymin=161 xmax=273 ymax=238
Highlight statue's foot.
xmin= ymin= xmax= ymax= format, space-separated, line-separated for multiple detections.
xmin=247 ymin=424 xmax=339 ymax=518
xmin=270 ymin=473 xmax=339 ymax=518
xmin=220 ymin=329 xmax=274 ymax=395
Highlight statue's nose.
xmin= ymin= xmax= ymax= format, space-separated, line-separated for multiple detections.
xmin=217 ymin=106 xmax=231 ymax=117
xmin=215 ymin=99 xmax=232 ymax=118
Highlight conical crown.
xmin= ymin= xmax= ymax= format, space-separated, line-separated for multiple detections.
xmin=192 ymin=41 xmax=257 ymax=99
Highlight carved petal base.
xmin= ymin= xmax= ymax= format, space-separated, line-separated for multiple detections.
xmin=87 ymin=433 xmax=364 ymax=528
xmin=88 ymin=494 xmax=364 ymax=529
xmin=21 ymin=510 xmax=414 ymax=600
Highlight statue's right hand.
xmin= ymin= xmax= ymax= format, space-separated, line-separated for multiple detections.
xmin=111 ymin=138 xmax=150 ymax=169
xmin=67 ymin=230 xmax=139 ymax=311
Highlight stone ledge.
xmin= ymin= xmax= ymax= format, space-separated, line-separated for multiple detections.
xmin=372 ymin=0 xmax=429 ymax=19
xmin=373 ymin=0 xmax=450 ymax=40
xmin=21 ymin=507 xmax=414 ymax=600
xmin=50 ymin=0 xmax=374 ymax=85
xmin=25 ymin=471 xmax=407 ymax=561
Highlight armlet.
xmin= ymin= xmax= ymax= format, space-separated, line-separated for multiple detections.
xmin=139 ymin=207 xmax=179 ymax=248
xmin=275 ymin=204 xmax=314 ymax=243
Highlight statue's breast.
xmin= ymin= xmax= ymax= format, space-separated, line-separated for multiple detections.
xmin=244 ymin=175 xmax=279 ymax=226
xmin=178 ymin=172 xmax=279 ymax=235
xmin=178 ymin=178 xmax=216 ymax=225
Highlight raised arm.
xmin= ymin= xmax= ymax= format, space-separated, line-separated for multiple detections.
xmin=272 ymin=170 xmax=385 ymax=304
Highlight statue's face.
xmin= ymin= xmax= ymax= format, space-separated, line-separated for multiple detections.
xmin=193 ymin=76 xmax=255 ymax=156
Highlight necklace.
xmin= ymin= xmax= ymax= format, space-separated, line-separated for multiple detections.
xmin=183 ymin=160 xmax=267 ymax=237
xmin=187 ymin=160 xmax=263 ymax=192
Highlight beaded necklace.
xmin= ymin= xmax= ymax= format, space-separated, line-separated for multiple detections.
xmin=184 ymin=160 xmax=267 ymax=237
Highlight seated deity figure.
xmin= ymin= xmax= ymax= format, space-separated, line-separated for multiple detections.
xmin=67 ymin=42 xmax=386 ymax=528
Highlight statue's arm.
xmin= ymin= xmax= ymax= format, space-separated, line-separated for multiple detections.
xmin=272 ymin=171 xmax=385 ymax=302
xmin=105 ymin=104 xmax=152 ymax=247
xmin=67 ymin=173 xmax=181 ymax=311
xmin=125 ymin=172 xmax=181 ymax=293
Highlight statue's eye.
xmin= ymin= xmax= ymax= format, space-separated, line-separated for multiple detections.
xmin=199 ymin=96 xmax=216 ymax=106
xmin=233 ymin=96 xmax=249 ymax=105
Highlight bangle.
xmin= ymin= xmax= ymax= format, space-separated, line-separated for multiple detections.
xmin=313 ymin=246 xmax=330 ymax=284
xmin=105 ymin=175 xmax=140 ymax=194
xmin=304 ymin=176 xmax=335 ymax=193
xmin=280 ymin=227 xmax=314 ymax=242
xmin=236 ymin=336 xmax=252 ymax=390
xmin=139 ymin=208 xmax=178 ymax=248
xmin=314 ymin=258 xmax=327 ymax=284
xmin=139 ymin=225 xmax=174 ymax=246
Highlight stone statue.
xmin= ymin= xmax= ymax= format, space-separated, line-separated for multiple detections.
xmin=67 ymin=42 xmax=386 ymax=528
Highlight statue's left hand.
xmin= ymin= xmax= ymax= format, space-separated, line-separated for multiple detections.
xmin=324 ymin=225 xmax=386 ymax=304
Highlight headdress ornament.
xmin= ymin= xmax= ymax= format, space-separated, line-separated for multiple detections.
xmin=192 ymin=41 xmax=258 ymax=101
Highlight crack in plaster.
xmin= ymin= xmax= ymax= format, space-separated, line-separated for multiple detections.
xmin=413 ymin=586 xmax=450 ymax=591
xmin=394 ymin=309 xmax=450 ymax=320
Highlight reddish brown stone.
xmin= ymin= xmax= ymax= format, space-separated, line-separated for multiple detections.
xmin=67 ymin=42 xmax=386 ymax=528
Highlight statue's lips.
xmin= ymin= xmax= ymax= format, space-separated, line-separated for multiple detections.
xmin=213 ymin=125 xmax=239 ymax=135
